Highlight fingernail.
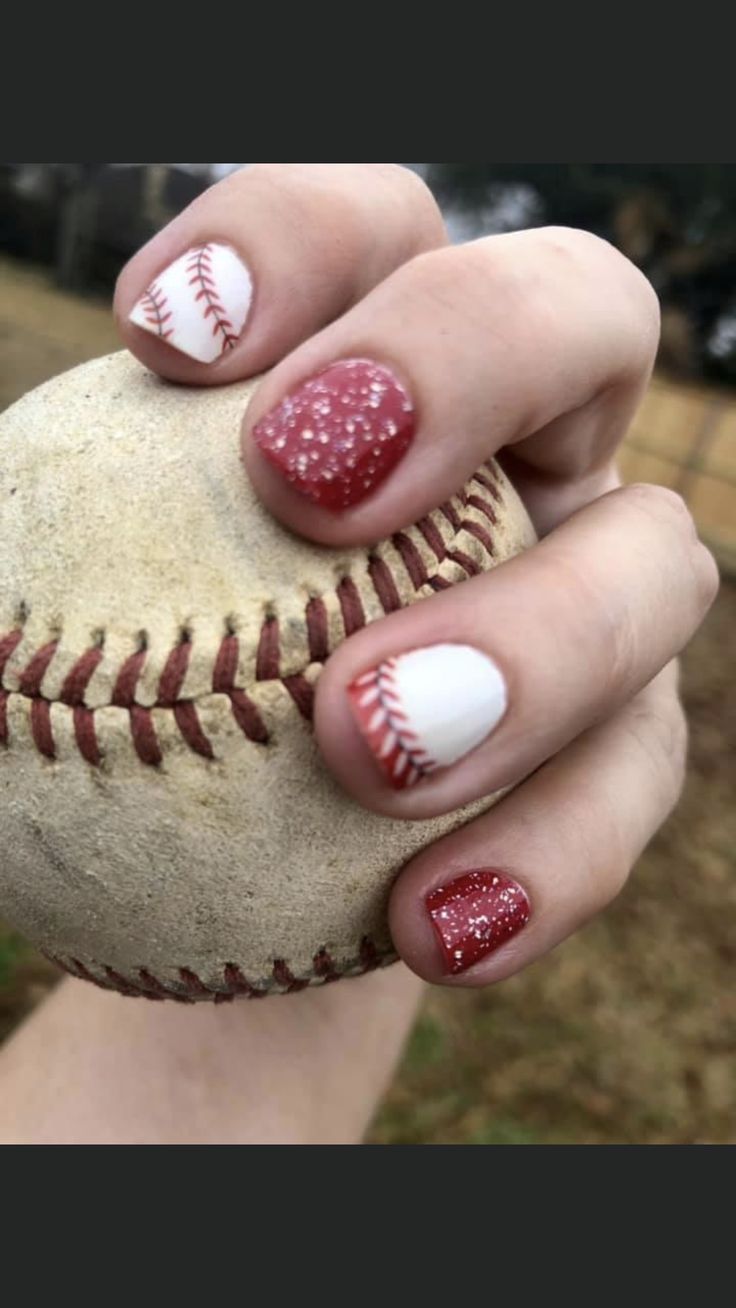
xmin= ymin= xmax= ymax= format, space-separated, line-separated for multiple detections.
xmin=129 ymin=242 xmax=253 ymax=363
xmin=347 ymin=644 xmax=507 ymax=790
xmin=253 ymin=358 xmax=415 ymax=510
xmin=426 ymin=870 xmax=531 ymax=974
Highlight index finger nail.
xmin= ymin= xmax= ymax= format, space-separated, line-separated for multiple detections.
xmin=129 ymin=242 xmax=253 ymax=363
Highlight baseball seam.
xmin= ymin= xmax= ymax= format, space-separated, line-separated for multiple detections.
xmin=0 ymin=468 xmax=503 ymax=769
xmin=46 ymin=936 xmax=396 ymax=1002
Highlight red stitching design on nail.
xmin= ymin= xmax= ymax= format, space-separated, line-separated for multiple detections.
xmin=0 ymin=476 xmax=504 ymax=767
xmin=350 ymin=657 xmax=437 ymax=788
xmin=186 ymin=244 xmax=239 ymax=353
xmin=44 ymin=939 xmax=396 ymax=1001
xmin=139 ymin=282 xmax=173 ymax=340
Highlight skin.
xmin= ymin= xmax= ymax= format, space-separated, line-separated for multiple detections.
xmin=0 ymin=165 xmax=719 ymax=1144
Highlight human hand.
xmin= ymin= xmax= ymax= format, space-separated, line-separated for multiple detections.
xmin=116 ymin=163 xmax=718 ymax=990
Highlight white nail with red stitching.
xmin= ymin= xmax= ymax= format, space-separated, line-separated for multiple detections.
xmin=128 ymin=242 xmax=253 ymax=363
xmin=347 ymin=643 xmax=507 ymax=790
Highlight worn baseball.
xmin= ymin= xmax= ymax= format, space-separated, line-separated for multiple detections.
xmin=0 ymin=351 xmax=536 ymax=1001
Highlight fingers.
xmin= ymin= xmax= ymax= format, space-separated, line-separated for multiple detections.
xmin=389 ymin=664 xmax=688 ymax=986
xmin=314 ymin=483 xmax=719 ymax=817
xmin=114 ymin=164 xmax=446 ymax=382
xmin=243 ymin=225 xmax=660 ymax=546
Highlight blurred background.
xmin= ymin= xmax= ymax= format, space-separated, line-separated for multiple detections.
xmin=1 ymin=163 xmax=734 ymax=1142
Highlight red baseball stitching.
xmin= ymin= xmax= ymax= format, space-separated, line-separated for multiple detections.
xmin=45 ymin=936 xmax=393 ymax=1002
xmin=186 ymin=244 xmax=239 ymax=353
xmin=139 ymin=281 xmax=173 ymax=340
xmin=0 ymin=476 xmax=502 ymax=768
xmin=4 ymin=471 xmax=509 ymax=1002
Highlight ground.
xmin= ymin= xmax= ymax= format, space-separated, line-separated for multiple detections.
xmin=1 ymin=257 xmax=734 ymax=1144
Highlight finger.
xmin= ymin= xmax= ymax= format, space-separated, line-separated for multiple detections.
xmin=314 ymin=482 xmax=718 ymax=816
xmin=389 ymin=664 xmax=687 ymax=986
xmin=113 ymin=164 xmax=446 ymax=382
xmin=243 ymin=225 xmax=660 ymax=545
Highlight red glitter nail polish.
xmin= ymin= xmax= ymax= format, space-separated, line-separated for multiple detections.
xmin=426 ymin=870 xmax=530 ymax=975
xmin=252 ymin=358 xmax=415 ymax=510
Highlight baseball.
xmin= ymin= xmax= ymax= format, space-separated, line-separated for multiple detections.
xmin=0 ymin=351 xmax=536 ymax=1001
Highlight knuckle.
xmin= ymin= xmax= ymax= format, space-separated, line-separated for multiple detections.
xmin=626 ymin=686 xmax=688 ymax=810
xmin=616 ymin=481 xmax=718 ymax=628
xmin=536 ymin=226 xmax=661 ymax=366
xmin=376 ymin=165 xmax=447 ymax=249
xmin=236 ymin=163 xmax=446 ymax=259
xmin=377 ymin=163 xmax=441 ymax=210
xmin=398 ymin=241 xmax=525 ymax=327
xmin=621 ymin=482 xmax=697 ymax=537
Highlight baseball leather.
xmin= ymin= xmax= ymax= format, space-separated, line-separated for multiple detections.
xmin=0 ymin=351 xmax=537 ymax=1001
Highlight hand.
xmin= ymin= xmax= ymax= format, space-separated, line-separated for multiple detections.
xmin=116 ymin=163 xmax=718 ymax=990
xmin=1 ymin=164 xmax=718 ymax=1147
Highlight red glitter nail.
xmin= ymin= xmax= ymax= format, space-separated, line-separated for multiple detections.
xmin=426 ymin=869 xmax=530 ymax=975
xmin=252 ymin=358 xmax=415 ymax=510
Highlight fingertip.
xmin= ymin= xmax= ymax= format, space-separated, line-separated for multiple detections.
xmin=389 ymin=859 xmax=533 ymax=988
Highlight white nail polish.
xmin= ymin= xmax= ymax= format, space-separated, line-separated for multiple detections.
xmin=129 ymin=242 xmax=253 ymax=363
xmin=348 ymin=643 xmax=507 ymax=790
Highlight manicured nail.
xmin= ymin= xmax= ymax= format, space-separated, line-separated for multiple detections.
xmin=129 ymin=242 xmax=253 ymax=363
xmin=426 ymin=870 xmax=531 ymax=974
xmin=253 ymin=358 xmax=415 ymax=510
xmin=347 ymin=644 xmax=507 ymax=790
